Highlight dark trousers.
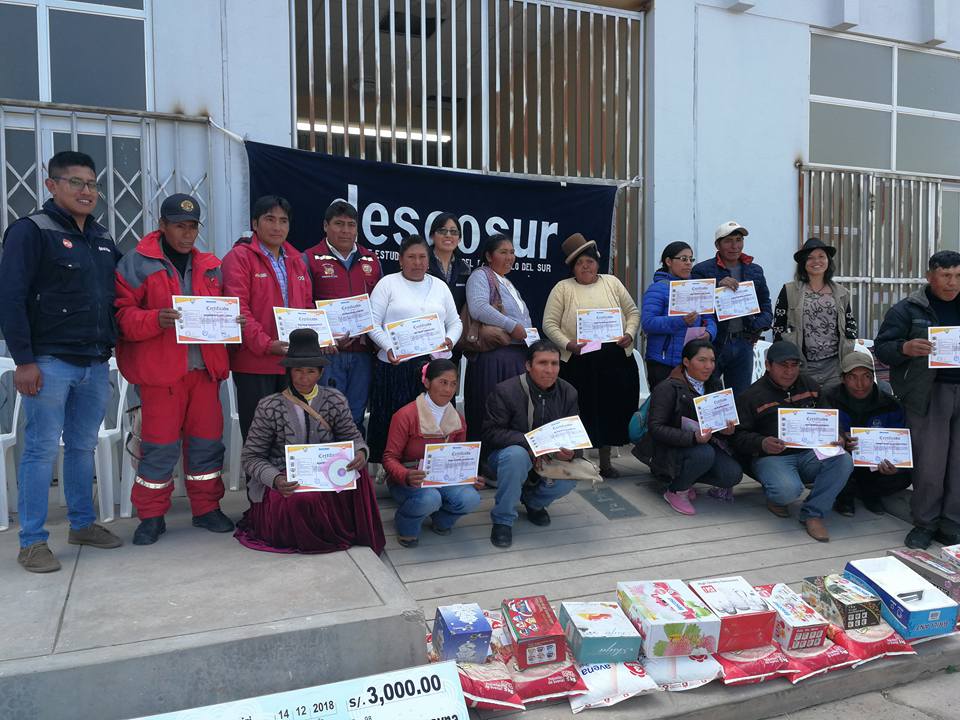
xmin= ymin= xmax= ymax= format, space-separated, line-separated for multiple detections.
xmin=646 ymin=360 xmax=673 ymax=392
xmin=233 ymin=372 xmax=287 ymax=441
xmin=670 ymin=444 xmax=743 ymax=493
xmin=907 ymin=383 xmax=960 ymax=533
xmin=714 ymin=336 xmax=755 ymax=395
xmin=836 ymin=467 xmax=911 ymax=504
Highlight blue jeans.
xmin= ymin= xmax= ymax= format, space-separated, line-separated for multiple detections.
xmin=389 ymin=483 xmax=482 ymax=538
xmin=18 ymin=356 xmax=111 ymax=548
xmin=715 ymin=336 xmax=755 ymax=395
xmin=489 ymin=446 xmax=577 ymax=526
xmin=323 ymin=351 xmax=373 ymax=432
xmin=752 ymin=450 xmax=853 ymax=520
xmin=671 ymin=444 xmax=743 ymax=492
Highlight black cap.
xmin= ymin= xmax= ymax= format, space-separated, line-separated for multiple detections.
xmin=793 ymin=237 xmax=835 ymax=263
xmin=766 ymin=341 xmax=804 ymax=364
xmin=161 ymin=193 xmax=202 ymax=224
xmin=279 ymin=328 xmax=330 ymax=368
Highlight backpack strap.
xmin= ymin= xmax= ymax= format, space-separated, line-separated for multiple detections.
xmin=517 ymin=374 xmax=535 ymax=430
xmin=282 ymin=388 xmax=332 ymax=432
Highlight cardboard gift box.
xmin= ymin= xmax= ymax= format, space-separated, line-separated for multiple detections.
xmin=755 ymin=583 xmax=828 ymax=650
xmin=942 ymin=544 xmax=960 ymax=568
xmin=844 ymin=557 xmax=960 ymax=640
xmin=888 ymin=549 xmax=960 ymax=604
xmin=617 ymin=580 xmax=721 ymax=657
xmin=432 ymin=603 xmax=492 ymax=664
xmin=557 ymin=601 xmax=643 ymax=664
xmin=802 ymin=574 xmax=882 ymax=630
xmin=688 ymin=576 xmax=777 ymax=652
xmin=501 ymin=596 xmax=567 ymax=669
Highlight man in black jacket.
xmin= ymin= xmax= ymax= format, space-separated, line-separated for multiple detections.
xmin=875 ymin=250 xmax=960 ymax=549
xmin=482 ymin=340 xmax=579 ymax=548
xmin=0 ymin=151 xmax=123 ymax=573
xmin=731 ymin=341 xmax=853 ymax=542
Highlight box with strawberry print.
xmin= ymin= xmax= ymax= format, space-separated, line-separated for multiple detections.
xmin=617 ymin=579 xmax=721 ymax=657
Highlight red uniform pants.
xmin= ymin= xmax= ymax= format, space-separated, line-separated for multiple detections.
xmin=132 ymin=370 xmax=226 ymax=519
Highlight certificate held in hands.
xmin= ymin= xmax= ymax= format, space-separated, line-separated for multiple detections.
xmin=928 ymin=326 xmax=960 ymax=368
xmin=715 ymin=281 xmax=761 ymax=322
xmin=315 ymin=293 xmax=376 ymax=337
xmin=576 ymin=307 xmax=624 ymax=344
xmin=273 ymin=307 xmax=335 ymax=345
xmin=524 ymin=416 xmax=592 ymax=457
xmin=851 ymin=427 xmax=913 ymax=468
xmin=284 ymin=441 xmax=358 ymax=492
xmin=173 ymin=295 xmax=241 ymax=344
xmin=386 ymin=313 xmax=448 ymax=361
xmin=668 ymin=278 xmax=716 ymax=316
xmin=422 ymin=442 xmax=481 ymax=486
xmin=777 ymin=408 xmax=839 ymax=449
xmin=693 ymin=388 xmax=739 ymax=433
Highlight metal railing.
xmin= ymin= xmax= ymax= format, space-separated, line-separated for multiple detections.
xmin=293 ymin=0 xmax=645 ymax=294
xmin=800 ymin=164 xmax=942 ymax=338
xmin=1 ymin=99 xmax=212 ymax=255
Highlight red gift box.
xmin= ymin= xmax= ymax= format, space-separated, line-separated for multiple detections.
xmin=501 ymin=596 xmax=567 ymax=670
xmin=689 ymin=577 xmax=777 ymax=652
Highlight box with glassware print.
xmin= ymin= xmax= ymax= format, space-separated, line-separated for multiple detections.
xmin=688 ymin=576 xmax=777 ymax=652
xmin=616 ymin=580 xmax=721 ymax=657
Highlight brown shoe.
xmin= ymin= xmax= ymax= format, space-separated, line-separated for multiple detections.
xmin=68 ymin=523 xmax=123 ymax=549
xmin=767 ymin=501 xmax=790 ymax=518
xmin=802 ymin=517 xmax=830 ymax=542
xmin=17 ymin=542 xmax=62 ymax=573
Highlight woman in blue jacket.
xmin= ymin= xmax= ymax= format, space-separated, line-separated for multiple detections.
xmin=641 ymin=242 xmax=717 ymax=390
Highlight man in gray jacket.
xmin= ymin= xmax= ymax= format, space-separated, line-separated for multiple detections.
xmin=875 ymin=250 xmax=960 ymax=549
xmin=482 ymin=340 xmax=580 ymax=549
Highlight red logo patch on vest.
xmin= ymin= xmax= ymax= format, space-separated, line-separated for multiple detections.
xmin=361 ymin=261 xmax=373 ymax=275
xmin=62 ymin=238 xmax=73 ymax=249
xmin=322 ymin=264 xmax=337 ymax=277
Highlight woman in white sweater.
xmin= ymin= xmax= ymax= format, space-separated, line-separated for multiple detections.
xmin=367 ymin=234 xmax=462 ymax=462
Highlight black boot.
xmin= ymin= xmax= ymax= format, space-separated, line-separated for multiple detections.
xmin=133 ymin=516 xmax=166 ymax=545
xmin=192 ymin=509 xmax=235 ymax=533
xmin=904 ymin=526 xmax=935 ymax=550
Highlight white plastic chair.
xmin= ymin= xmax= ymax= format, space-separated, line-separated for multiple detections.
xmin=752 ymin=340 xmax=772 ymax=383
xmin=0 ymin=357 xmax=21 ymax=532
xmin=633 ymin=349 xmax=650 ymax=403
xmin=56 ymin=357 xmax=124 ymax=522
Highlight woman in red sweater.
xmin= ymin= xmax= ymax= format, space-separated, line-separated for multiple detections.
xmin=383 ymin=359 xmax=484 ymax=547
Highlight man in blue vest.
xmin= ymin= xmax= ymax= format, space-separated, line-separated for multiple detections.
xmin=0 ymin=151 xmax=123 ymax=573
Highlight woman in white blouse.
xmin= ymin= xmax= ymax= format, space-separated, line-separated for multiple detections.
xmin=367 ymin=234 xmax=463 ymax=462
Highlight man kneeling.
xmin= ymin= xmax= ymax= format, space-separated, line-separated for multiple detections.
xmin=482 ymin=340 xmax=579 ymax=548
xmin=731 ymin=341 xmax=853 ymax=542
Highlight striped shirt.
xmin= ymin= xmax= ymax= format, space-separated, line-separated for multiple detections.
xmin=260 ymin=243 xmax=289 ymax=306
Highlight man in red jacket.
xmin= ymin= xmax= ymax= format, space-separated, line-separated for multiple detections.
xmin=222 ymin=195 xmax=313 ymax=439
xmin=303 ymin=200 xmax=382 ymax=431
xmin=115 ymin=194 xmax=241 ymax=545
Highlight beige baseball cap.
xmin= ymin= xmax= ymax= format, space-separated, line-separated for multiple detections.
xmin=714 ymin=220 xmax=749 ymax=242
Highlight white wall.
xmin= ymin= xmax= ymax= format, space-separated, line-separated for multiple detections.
xmin=151 ymin=0 xmax=293 ymax=257
xmin=647 ymin=0 xmax=960 ymax=299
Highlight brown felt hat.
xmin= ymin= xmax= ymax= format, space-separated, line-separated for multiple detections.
xmin=561 ymin=233 xmax=598 ymax=265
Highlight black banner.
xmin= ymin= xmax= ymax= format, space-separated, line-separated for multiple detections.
xmin=245 ymin=141 xmax=617 ymax=324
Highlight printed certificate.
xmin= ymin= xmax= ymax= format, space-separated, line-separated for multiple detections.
xmin=524 ymin=415 xmax=592 ymax=457
xmin=273 ymin=307 xmax=335 ymax=345
xmin=172 ymin=295 xmax=241 ymax=344
xmin=284 ymin=441 xmax=357 ymax=492
xmin=928 ymin=326 xmax=960 ymax=368
xmin=524 ymin=327 xmax=541 ymax=347
xmin=715 ymin=281 xmax=761 ymax=321
xmin=778 ymin=408 xmax=839 ymax=449
xmin=422 ymin=442 xmax=481 ymax=486
xmin=693 ymin=388 xmax=740 ymax=433
xmin=851 ymin=427 xmax=913 ymax=468
xmin=576 ymin=307 xmax=624 ymax=344
xmin=668 ymin=278 xmax=716 ymax=316
xmin=315 ymin=293 xmax=376 ymax=337
xmin=386 ymin=313 xmax=448 ymax=361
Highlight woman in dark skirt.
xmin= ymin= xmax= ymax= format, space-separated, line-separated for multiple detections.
xmin=543 ymin=233 xmax=641 ymax=477
xmin=462 ymin=234 xmax=533 ymax=440
xmin=235 ymin=329 xmax=385 ymax=554
xmin=366 ymin=235 xmax=463 ymax=462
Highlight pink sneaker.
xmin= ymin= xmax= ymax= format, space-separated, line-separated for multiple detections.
xmin=687 ymin=487 xmax=697 ymax=501
xmin=664 ymin=490 xmax=696 ymax=515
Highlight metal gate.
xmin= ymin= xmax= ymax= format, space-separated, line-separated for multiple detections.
xmin=800 ymin=165 xmax=942 ymax=338
xmin=292 ymin=0 xmax=645 ymax=293
xmin=1 ymin=99 xmax=212 ymax=256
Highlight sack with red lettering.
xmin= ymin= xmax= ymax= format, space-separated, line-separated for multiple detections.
xmin=782 ymin=638 xmax=856 ymax=683
xmin=506 ymin=657 xmax=588 ymax=705
xmin=713 ymin=645 xmax=790 ymax=685
xmin=826 ymin=622 xmax=915 ymax=667
xmin=569 ymin=662 xmax=661 ymax=714
xmin=426 ymin=633 xmax=525 ymax=710
xmin=642 ymin=654 xmax=723 ymax=691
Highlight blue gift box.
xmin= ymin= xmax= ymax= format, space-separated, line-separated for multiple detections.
xmin=844 ymin=557 xmax=959 ymax=640
xmin=432 ymin=603 xmax=492 ymax=664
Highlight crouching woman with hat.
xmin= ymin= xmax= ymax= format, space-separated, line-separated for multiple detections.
xmin=235 ymin=329 xmax=385 ymax=554
xmin=542 ymin=233 xmax=640 ymax=477
xmin=773 ymin=238 xmax=857 ymax=388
